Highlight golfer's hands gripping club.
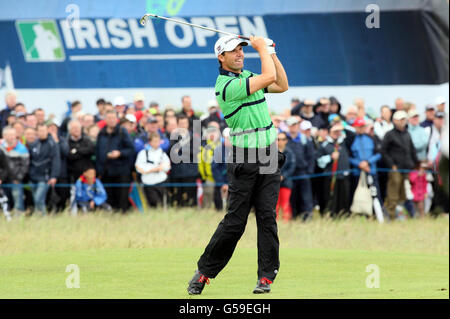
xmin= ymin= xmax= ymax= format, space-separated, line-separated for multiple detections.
xmin=250 ymin=36 xmax=276 ymax=55
xmin=250 ymin=36 xmax=269 ymax=55
xmin=264 ymin=38 xmax=276 ymax=55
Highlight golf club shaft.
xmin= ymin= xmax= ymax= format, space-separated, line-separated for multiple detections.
xmin=140 ymin=13 xmax=274 ymax=46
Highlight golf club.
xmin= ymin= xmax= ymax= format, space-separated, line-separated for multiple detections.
xmin=140 ymin=13 xmax=275 ymax=47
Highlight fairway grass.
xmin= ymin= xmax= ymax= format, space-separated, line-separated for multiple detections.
xmin=0 ymin=209 xmax=448 ymax=299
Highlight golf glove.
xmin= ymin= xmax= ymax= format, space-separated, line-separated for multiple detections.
xmin=264 ymin=38 xmax=276 ymax=55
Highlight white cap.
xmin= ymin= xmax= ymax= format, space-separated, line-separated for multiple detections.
xmin=434 ymin=96 xmax=446 ymax=105
xmin=393 ymin=110 xmax=408 ymax=120
xmin=286 ymin=116 xmax=299 ymax=126
xmin=214 ymin=35 xmax=248 ymax=57
xmin=207 ymin=99 xmax=218 ymax=108
xmin=125 ymin=114 xmax=136 ymax=123
xmin=408 ymin=109 xmax=419 ymax=118
xmin=113 ymin=96 xmax=126 ymax=106
xmin=133 ymin=92 xmax=145 ymax=102
xmin=300 ymin=120 xmax=312 ymax=131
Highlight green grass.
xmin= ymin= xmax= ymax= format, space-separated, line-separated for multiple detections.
xmin=0 ymin=209 xmax=448 ymax=299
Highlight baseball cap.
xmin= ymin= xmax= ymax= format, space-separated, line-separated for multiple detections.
xmin=393 ymin=110 xmax=408 ymax=120
xmin=45 ymin=119 xmax=59 ymax=127
xmin=207 ymin=99 xmax=218 ymax=108
xmin=352 ymin=118 xmax=366 ymax=127
xmin=408 ymin=109 xmax=419 ymax=118
xmin=214 ymin=35 xmax=248 ymax=57
xmin=133 ymin=92 xmax=145 ymax=102
xmin=300 ymin=120 xmax=312 ymax=131
xmin=286 ymin=116 xmax=299 ymax=126
xmin=125 ymin=114 xmax=136 ymax=123
xmin=328 ymin=114 xmax=341 ymax=123
xmin=425 ymin=104 xmax=435 ymax=111
xmin=435 ymin=111 xmax=445 ymax=118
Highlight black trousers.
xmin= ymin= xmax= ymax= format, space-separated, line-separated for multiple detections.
xmin=102 ymin=175 xmax=131 ymax=213
xmin=171 ymin=177 xmax=197 ymax=207
xmin=197 ymin=161 xmax=281 ymax=281
xmin=324 ymin=176 xmax=351 ymax=217
xmin=213 ymin=186 xmax=223 ymax=211
xmin=143 ymin=184 xmax=164 ymax=207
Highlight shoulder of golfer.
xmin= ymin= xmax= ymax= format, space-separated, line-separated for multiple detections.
xmin=249 ymin=36 xmax=289 ymax=95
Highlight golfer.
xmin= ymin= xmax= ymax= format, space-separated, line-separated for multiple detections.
xmin=188 ymin=35 xmax=288 ymax=294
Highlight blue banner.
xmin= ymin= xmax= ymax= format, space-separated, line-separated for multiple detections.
xmin=0 ymin=11 xmax=447 ymax=89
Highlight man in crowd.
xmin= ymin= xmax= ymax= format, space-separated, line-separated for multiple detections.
xmin=345 ymin=105 xmax=358 ymax=129
xmin=178 ymin=95 xmax=199 ymax=129
xmin=34 ymin=108 xmax=46 ymax=125
xmin=291 ymin=99 xmax=325 ymax=128
xmin=94 ymin=98 xmax=106 ymax=123
xmin=0 ymin=126 xmax=29 ymax=214
xmin=276 ymin=131 xmax=296 ymax=222
xmin=29 ymin=123 xmax=60 ymax=215
xmin=407 ymin=109 xmax=429 ymax=162
xmin=133 ymin=92 xmax=146 ymax=112
xmin=374 ymin=105 xmax=393 ymax=140
xmin=169 ymin=114 xmax=199 ymax=208
xmin=136 ymin=117 xmax=169 ymax=154
xmin=59 ymin=100 xmax=82 ymax=138
xmin=286 ymin=117 xmax=311 ymax=220
xmin=25 ymin=113 xmax=38 ymax=129
xmin=201 ymin=99 xmax=227 ymax=132
xmin=316 ymin=123 xmax=352 ymax=217
xmin=348 ymin=118 xmax=382 ymax=205
xmin=197 ymin=122 xmax=221 ymax=209
xmin=81 ymin=114 xmax=95 ymax=134
xmin=95 ymin=110 xmax=135 ymax=213
xmin=381 ymin=111 xmax=418 ymax=220
xmin=421 ymin=105 xmax=435 ymax=128
xmin=66 ymin=120 xmax=95 ymax=184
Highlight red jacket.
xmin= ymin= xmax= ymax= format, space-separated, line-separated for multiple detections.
xmin=409 ymin=171 xmax=427 ymax=202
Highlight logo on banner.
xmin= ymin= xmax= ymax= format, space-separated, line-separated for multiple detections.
xmin=16 ymin=20 xmax=65 ymax=62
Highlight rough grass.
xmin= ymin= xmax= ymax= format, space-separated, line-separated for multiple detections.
xmin=0 ymin=209 xmax=448 ymax=298
xmin=1 ymin=209 xmax=448 ymax=255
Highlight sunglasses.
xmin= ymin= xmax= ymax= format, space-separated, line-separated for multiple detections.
xmin=278 ymin=138 xmax=287 ymax=141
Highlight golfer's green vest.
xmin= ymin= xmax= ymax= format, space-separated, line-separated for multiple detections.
xmin=215 ymin=68 xmax=276 ymax=148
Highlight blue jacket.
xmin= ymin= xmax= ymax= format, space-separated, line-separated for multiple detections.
xmin=212 ymin=142 xmax=230 ymax=186
xmin=408 ymin=124 xmax=429 ymax=161
xmin=95 ymin=125 xmax=135 ymax=177
xmin=287 ymin=133 xmax=315 ymax=175
xmin=135 ymin=130 xmax=170 ymax=154
xmin=75 ymin=177 xmax=107 ymax=206
xmin=280 ymin=146 xmax=296 ymax=189
xmin=29 ymin=135 xmax=61 ymax=182
xmin=349 ymin=134 xmax=381 ymax=176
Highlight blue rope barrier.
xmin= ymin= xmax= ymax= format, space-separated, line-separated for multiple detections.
xmin=0 ymin=169 xmax=437 ymax=188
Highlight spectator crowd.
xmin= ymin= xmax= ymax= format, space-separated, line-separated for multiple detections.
xmin=0 ymin=90 xmax=448 ymax=221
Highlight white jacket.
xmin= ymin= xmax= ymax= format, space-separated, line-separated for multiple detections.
xmin=135 ymin=147 xmax=171 ymax=185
